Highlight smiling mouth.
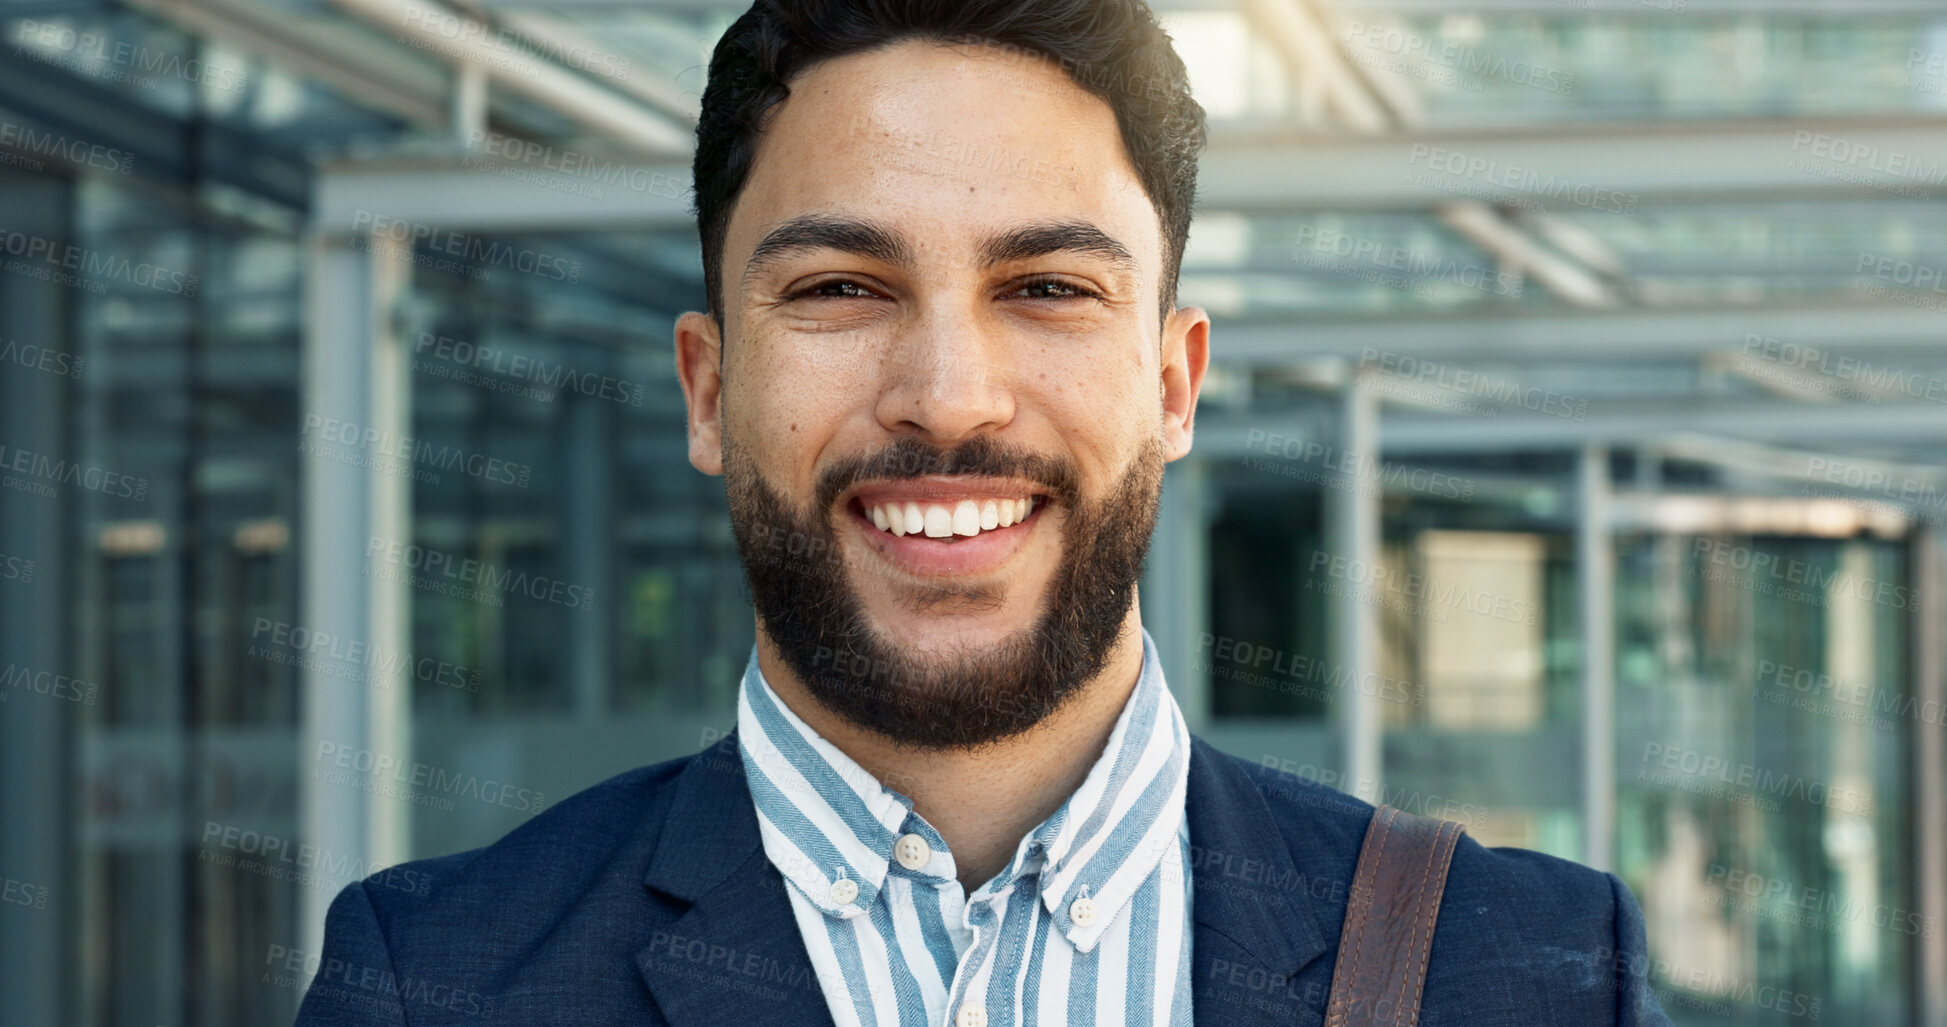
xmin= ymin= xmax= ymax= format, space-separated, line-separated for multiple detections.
xmin=852 ymin=495 xmax=1041 ymax=541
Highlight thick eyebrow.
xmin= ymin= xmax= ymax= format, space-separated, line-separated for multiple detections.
xmin=979 ymin=220 xmax=1139 ymax=277
xmin=740 ymin=214 xmax=1139 ymax=285
xmin=743 ymin=214 xmax=914 ymax=282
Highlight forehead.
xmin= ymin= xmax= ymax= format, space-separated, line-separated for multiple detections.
xmin=729 ymin=38 xmax=1162 ymax=272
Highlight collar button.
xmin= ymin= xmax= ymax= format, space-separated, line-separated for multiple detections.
xmin=894 ymin=833 xmax=932 ymax=870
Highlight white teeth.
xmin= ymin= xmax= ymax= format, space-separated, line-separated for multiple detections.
xmin=952 ymin=500 xmax=980 ymax=536
xmin=863 ymin=496 xmax=1037 ymax=539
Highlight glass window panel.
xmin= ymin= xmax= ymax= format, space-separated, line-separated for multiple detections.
xmin=1320 ymin=13 xmax=1947 ymax=127
xmin=1378 ymin=484 xmax=1583 ymax=858
xmin=402 ymin=228 xmax=742 ymax=721
xmin=1615 ymin=532 xmax=1914 ymax=1025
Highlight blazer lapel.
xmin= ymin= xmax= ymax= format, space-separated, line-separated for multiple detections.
xmin=1186 ymin=736 xmax=1334 ymax=1026
xmin=637 ymin=733 xmax=837 ymax=1027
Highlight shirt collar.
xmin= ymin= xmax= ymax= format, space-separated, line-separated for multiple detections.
xmin=736 ymin=628 xmax=1191 ymax=952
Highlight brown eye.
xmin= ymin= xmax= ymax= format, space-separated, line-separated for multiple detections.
xmin=1014 ymin=277 xmax=1099 ymax=300
xmin=798 ymin=280 xmax=876 ymax=300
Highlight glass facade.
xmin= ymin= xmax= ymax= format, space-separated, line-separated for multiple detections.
xmin=1617 ymin=532 xmax=1916 ymax=1025
xmin=1 ymin=1 xmax=1943 ymax=1025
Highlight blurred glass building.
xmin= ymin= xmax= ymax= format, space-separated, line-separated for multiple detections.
xmin=0 ymin=0 xmax=1944 ymax=1024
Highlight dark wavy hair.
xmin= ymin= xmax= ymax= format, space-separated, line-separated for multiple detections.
xmin=692 ymin=0 xmax=1207 ymax=324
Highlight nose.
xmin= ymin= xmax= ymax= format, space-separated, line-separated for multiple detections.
xmin=874 ymin=303 xmax=1015 ymax=443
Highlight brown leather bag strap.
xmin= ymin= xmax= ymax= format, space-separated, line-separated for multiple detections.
xmin=1322 ymin=806 xmax=1466 ymax=1027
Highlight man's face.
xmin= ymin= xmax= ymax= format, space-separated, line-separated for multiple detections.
xmin=676 ymin=38 xmax=1207 ymax=749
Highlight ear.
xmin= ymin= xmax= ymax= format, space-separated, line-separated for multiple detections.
xmin=1159 ymin=305 xmax=1210 ymax=463
xmin=674 ymin=310 xmax=725 ymax=476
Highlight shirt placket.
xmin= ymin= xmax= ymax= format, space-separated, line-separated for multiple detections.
xmin=943 ymin=885 xmax=1009 ymax=1027
xmin=942 ymin=835 xmax=1051 ymax=1027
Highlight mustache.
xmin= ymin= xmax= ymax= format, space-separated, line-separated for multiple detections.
xmin=813 ymin=434 xmax=1081 ymax=514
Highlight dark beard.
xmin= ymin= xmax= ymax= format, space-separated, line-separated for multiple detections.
xmin=723 ymin=431 xmax=1164 ymax=750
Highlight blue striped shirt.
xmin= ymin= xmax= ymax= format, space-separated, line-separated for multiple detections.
xmin=735 ymin=629 xmax=1194 ymax=1027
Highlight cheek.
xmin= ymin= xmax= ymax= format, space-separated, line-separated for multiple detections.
xmin=1029 ymin=347 xmax=1154 ymax=425
xmin=727 ymin=336 xmax=880 ymax=472
xmin=733 ymin=327 xmax=870 ymax=422
xmin=776 ymin=362 xmax=878 ymax=443
xmin=1024 ymin=326 xmax=1153 ymax=386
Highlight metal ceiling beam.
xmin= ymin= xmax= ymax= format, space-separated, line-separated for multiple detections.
xmin=1436 ymin=201 xmax=1618 ymax=308
xmin=324 ymin=0 xmax=693 ymax=154
xmin=1256 ymin=2 xmax=1633 ymax=316
xmin=1200 ymin=119 xmax=1947 ymax=210
xmin=1242 ymin=0 xmax=1393 ymax=134
xmin=497 ymin=12 xmax=700 ymax=124
xmin=1197 ymin=400 xmax=1947 ymax=456
xmin=1376 ymin=400 xmax=1947 ymax=453
xmin=1326 ymin=0 xmax=1947 ymax=13
xmin=1707 ymin=351 xmax=1847 ymax=403
xmin=119 ymin=0 xmax=449 ymax=130
xmin=112 ymin=0 xmax=689 ymax=155
xmin=1650 ymin=434 xmax=1947 ymax=493
xmin=1516 ymin=212 xmax=1630 ymax=280
xmin=1209 ymin=303 xmax=1947 ymax=365
xmin=312 ymin=160 xmax=692 ymax=234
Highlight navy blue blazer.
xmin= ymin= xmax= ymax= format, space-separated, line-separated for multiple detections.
xmin=294 ymin=733 xmax=1671 ymax=1025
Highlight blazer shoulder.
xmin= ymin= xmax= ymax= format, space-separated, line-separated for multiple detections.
xmin=1431 ymin=839 xmax=1666 ymax=1023
xmin=1210 ymin=742 xmax=1622 ymax=934
xmin=1188 ymin=739 xmax=1668 ymax=1023
xmin=353 ymin=747 xmax=707 ymax=925
xmin=1442 ymin=831 xmax=1628 ymax=950
xmin=1211 ymin=744 xmax=1379 ymax=863
xmin=298 ymin=747 xmax=739 ymax=1024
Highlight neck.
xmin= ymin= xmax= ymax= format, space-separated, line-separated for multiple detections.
xmin=755 ymin=606 xmax=1147 ymax=895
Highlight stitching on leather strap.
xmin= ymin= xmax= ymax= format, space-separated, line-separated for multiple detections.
xmin=1326 ymin=806 xmax=1395 ymax=1027
xmin=1347 ymin=809 xmax=1394 ymax=1015
xmin=1386 ymin=821 xmax=1443 ymax=1025
xmin=1324 ymin=807 xmax=1464 ymax=1027
xmin=1399 ymin=821 xmax=1461 ymax=1027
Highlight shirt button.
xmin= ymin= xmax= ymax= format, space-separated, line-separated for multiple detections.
xmin=955 ymin=1003 xmax=988 ymax=1027
xmin=1070 ymin=896 xmax=1098 ymax=927
xmin=894 ymin=833 xmax=932 ymax=870
xmin=828 ymin=877 xmax=859 ymax=906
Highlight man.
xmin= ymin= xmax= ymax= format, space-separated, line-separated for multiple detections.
xmin=297 ymin=0 xmax=1671 ymax=1023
